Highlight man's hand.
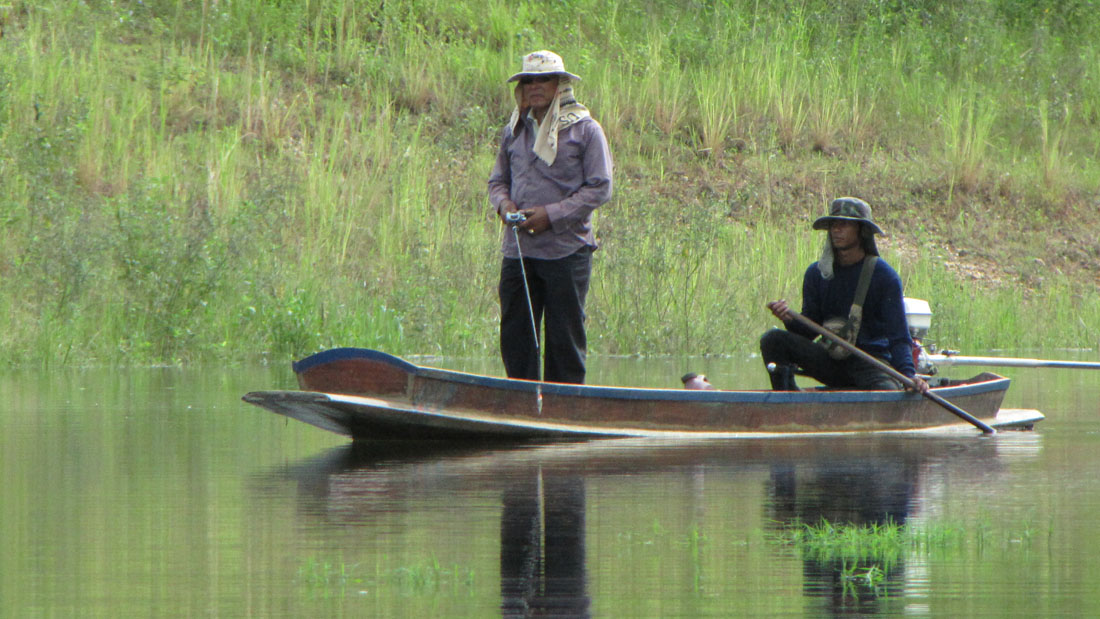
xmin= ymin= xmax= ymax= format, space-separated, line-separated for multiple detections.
xmin=766 ymin=299 xmax=793 ymax=322
xmin=519 ymin=206 xmax=550 ymax=236
xmin=499 ymin=199 xmax=520 ymax=224
xmin=907 ymin=376 xmax=930 ymax=395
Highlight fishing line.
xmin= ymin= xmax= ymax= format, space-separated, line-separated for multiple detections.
xmin=511 ymin=219 xmax=543 ymax=414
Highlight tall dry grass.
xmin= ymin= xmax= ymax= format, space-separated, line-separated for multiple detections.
xmin=1 ymin=0 xmax=1098 ymax=366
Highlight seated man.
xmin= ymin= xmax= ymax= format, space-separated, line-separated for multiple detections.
xmin=761 ymin=197 xmax=928 ymax=393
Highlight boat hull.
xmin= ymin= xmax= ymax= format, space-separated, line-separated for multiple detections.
xmin=242 ymin=348 xmax=1044 ymax=440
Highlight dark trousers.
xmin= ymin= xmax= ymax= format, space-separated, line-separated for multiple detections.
xmin=499 ymin=248 xmax=592 ymax=384
xmin=759 ymin=328 xmax=901 ymax=390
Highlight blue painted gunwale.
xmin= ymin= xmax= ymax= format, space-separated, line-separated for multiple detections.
xmin=291 ymin=347 xmax=1010 ymax=405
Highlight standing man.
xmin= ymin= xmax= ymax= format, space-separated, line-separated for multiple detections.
xmin=488 ymin=50 xmax=613 ymax=384
xmin=761 ymin=197 xmax=928 ymax=393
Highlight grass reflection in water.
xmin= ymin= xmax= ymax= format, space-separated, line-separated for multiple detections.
xmin=298 ymin=555 xmax=476 ymax=600
xmin=770 ymin=516 xmax=1040 ymax=599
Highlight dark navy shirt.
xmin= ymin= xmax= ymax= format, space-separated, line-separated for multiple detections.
xmin=787 ymin=257 xmax=917 ymax=377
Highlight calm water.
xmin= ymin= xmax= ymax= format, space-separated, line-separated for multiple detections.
xmin=3 ymin=354 xmax=1100 ymax=617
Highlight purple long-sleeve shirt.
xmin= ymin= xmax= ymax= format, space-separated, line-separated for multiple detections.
xmin=488 ymin=115 xmax=613 ymax=259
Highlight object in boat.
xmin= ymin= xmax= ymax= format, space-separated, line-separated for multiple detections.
xmin=903 ymin=297 xmax=1100 ymax=373
xmin=242 ymin=348 xmax=1043 ymax=441
xmin=681 ymin=372 xmax=715 ymax=390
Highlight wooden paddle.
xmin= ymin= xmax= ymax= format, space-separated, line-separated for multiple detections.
xmin=784 ymin=310 xmax=996 ymax=435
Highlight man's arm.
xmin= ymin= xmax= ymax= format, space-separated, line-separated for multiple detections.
xmin=540 ymin=120 xmax=613 ymax=232
xmin=783 ymin=265 xmax=822 ymax=340
xmin=876 ymin=267 xmax=918 ymax=378
xmin=488 ymin=127 xmax=517 ymax=222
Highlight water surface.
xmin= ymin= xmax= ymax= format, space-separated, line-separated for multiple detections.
xmin=3 ymin=354 xmax=1098 ymax=616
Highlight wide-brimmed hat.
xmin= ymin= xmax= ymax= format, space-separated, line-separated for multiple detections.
xmin=812 ymin=197 xmax=884 ymax=235
xmin=506 ymin=50 xmax=581 ymax=83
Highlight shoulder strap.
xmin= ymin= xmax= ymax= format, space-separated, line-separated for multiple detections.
xmin=846 ymin=256 xmax=878 ymax=340
xmin=852 ymin=256 xmax=878 ymax=310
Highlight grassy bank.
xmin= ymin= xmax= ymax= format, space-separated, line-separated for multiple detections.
xmin=1 ymin=0 xmax=1098 ymax=367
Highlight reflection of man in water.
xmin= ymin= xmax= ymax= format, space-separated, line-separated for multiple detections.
xmin=500 ymin=472 xmax=589 ymax=618
xmin=767 ymin=456 xmax=919 ymax=614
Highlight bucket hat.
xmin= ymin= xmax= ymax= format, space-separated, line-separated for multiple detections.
xmin=507 ymin=50 xmax=581 ymax=83
xmin=812 ymin=197 xmax=884 ymax=235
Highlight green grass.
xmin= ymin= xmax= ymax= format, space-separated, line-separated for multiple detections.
xmin=769 ymin=514 xmax=1041 ymax=600
xmin=771 ymin=515 xmax=1040 ymax=562
xmin=772 ymin=518 xmax=908 ymax=566
xmin=1 ymin=0 xmax=1099 ymax=366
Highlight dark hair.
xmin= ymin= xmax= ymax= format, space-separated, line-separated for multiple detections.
xmin=859 ymin=224 xmax=880 ymax=255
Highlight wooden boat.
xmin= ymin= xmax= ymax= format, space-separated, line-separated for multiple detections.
xmin=243 ymin=348 xmax=1044 ymax=440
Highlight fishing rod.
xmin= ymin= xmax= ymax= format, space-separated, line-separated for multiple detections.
xmin=507 ymin=211 xmax=543 ymax=414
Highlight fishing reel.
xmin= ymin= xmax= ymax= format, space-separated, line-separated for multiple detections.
xmin=504 ymin=211 xmax=526 ymax=225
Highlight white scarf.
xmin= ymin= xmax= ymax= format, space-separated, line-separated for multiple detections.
xmin=817 ymin=239 xmax=837 ymax=280
xmin=508 ymin=80 xmax=590 ymax=166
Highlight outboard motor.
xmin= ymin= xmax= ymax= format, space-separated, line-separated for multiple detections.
xmin=904 ymin=298 xmax=936 ymax=375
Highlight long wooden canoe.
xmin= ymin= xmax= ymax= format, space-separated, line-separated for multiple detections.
xmin=242 ymin=348 xmax=1044 ymax=440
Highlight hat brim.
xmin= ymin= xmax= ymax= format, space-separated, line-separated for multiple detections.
xmin=812 ymin=216 xmax=884 ymax=236
xmin=506 ymin=70 xmax=581 ymax=83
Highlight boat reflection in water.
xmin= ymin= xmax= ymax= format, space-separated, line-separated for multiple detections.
xmin=261 ymin=435 xmax=1040 ymax=615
